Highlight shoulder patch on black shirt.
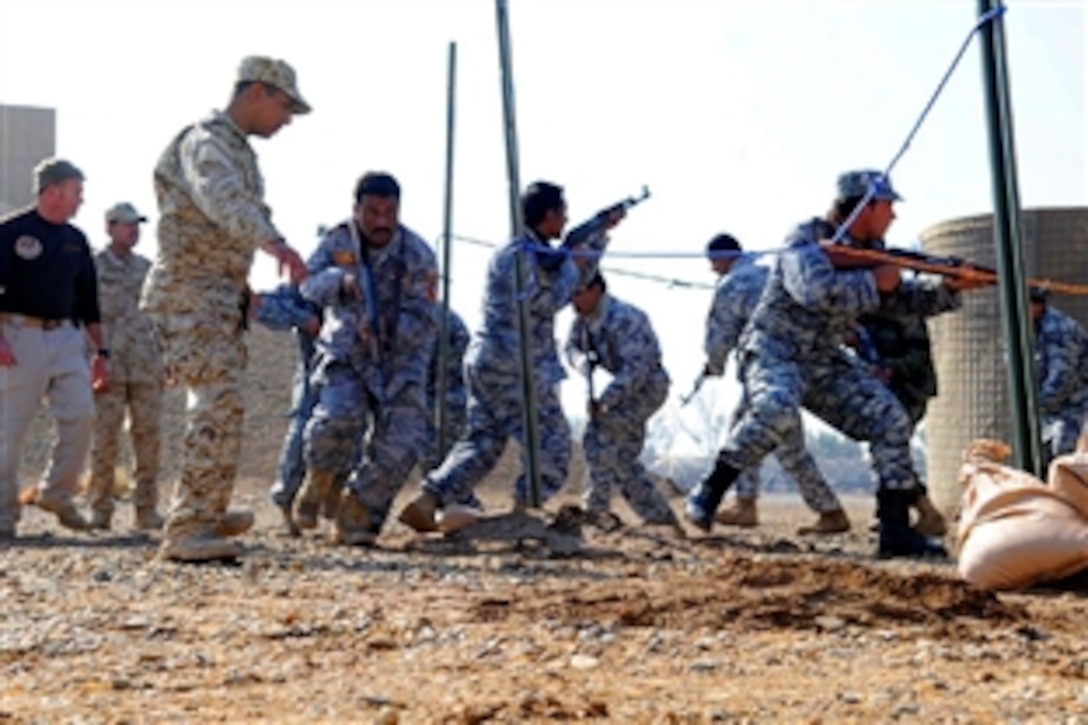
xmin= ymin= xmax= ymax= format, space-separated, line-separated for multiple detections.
xmin=14 ymin=235 xmax=43 ymax=260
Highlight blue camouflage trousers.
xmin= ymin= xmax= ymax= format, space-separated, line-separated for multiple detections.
xmin=304 ymin=361 xmax=426 ymax=524
xmin=270 ymin=333 xmax=317 ymax=508
xmin=423 ymin=363 xmax=570 ymax=507
xmin=721 ymin=350 xmax=918 ymax=493
xmin=1042 ymin=401 xmax=1088 ymax=467
xmin=583 ymin=375 xmax=676 ymax=524
xmin=421 ymin=396 xmax=468 ymax=473
xmin=730 ymin=397 xmax=843 ymax=513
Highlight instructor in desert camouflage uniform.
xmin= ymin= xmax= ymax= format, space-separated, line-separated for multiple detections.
xmin=85 ymin=202 xmax=165 ymax=531
xmin=141 ymin=56 xmax=309 ymax=562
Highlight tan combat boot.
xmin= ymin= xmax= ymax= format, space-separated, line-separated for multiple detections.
xmin=20 ymin=487 xmax=90 ymax=531
xmin=159 ymin=534 xmax=242 ymax=563
xmin=89 ymin=509 xmax=113 ymax=531
xmin=134 ymin=508 xmax=165 ymax=531
xmin=294 ymin=470 xmax=336 ymax=530
xmin=216 ymin=510 xmax=255 ymax=538
xmin=334 ymin=492 xmax=377 ymax=546
xmin=914 ymin=494 xmax=948 ymax=537
xmin=714 ymin=497 xmax=758 ymax=528
xmin=436 ymin=503 xmax=484 ymax=534
xmin=278 ymin=503 xmax=300 ymax=537
xmin=797 ymin=508 xmax=851 ymax=535
xmin=397 ymin=492 xmax=440 ymax=532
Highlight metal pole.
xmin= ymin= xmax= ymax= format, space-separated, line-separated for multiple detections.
xmin=495 ymin=0 xmax=542 ymax=506
xmin=977 ymin=0 xmax=1044 ymax=477
xmin=436 ymin=41 xmax=457 ymax=462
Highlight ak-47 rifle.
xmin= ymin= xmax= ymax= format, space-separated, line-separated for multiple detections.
xmin=564 ymin=185 xmax=651 ymax=250
xmin=581 ymin=325 xmax=601 ymax=419
xmin=535 ymin=186 xmax=652 ymax=272
xmin=347 ymin=222 xmax=391 ymax=423
xmin=822 ymin=243 xmax=1088 ymax=296
xmin=679 ymin=370 xmax=707 ymax=407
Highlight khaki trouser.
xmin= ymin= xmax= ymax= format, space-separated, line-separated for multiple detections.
xmin=0 ymin=319 xmax=95 ymax=530
xmin=85 ymin=380 xmax=164 ymax=517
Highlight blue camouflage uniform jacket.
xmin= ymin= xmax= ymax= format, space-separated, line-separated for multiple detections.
xmin=565 ymin=293 xmax=669 ymax=411
xmin=300 ymin=221 xmax=438 ymax=398
xmin=705 ymin=254 xmax=768 ymax=374
xmin=468 ymin=224 xmax=609 ymax=387
xmin=1034 ymin=305 xmax=1088 ymax=416
xmin=740 ymin=218 xmax=961 ymax=363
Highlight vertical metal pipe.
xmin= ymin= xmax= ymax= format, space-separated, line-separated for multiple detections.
xmin=977 ymin=0 xmax=1044 ymax=477
xmin=495 ymin=0 xmax=542 ymax=506
xmin=436 ymin=41 xmax=457 ymax=462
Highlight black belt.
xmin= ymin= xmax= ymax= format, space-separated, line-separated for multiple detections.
xmin=0 ymin=313 xmax=69 ymax=330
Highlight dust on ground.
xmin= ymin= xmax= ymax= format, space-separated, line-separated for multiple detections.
xmin=4 ymin=483 xmax=1088 ymax=723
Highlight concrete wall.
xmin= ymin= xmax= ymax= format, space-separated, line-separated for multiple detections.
xmin=0 ymin=104 xmax=57 ymax=215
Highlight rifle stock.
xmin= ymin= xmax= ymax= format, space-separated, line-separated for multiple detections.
xmin=822 ymin=243 xmax=1088 ymax=296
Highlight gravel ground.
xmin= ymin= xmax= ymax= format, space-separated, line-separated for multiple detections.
xmin=4 ymin=482 xmax=1088 ymax=724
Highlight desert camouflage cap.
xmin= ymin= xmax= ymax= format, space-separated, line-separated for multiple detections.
xmin=237 ymin=56 xmax=311 ymax=114
xmin=33 ymin=157 xmax=84 ymax=194
xmin=105 ymin=202 xmax=147 ymax=224
xmin=836 ymin=169 xmax=902 ymax=202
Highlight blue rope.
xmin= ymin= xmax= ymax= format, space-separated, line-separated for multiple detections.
xmin=830 ymin=5 xmax=1006 ymax=243
xmin=443 ymin=7 xmax=1011 ymax=289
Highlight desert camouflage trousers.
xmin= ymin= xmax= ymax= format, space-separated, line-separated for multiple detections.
xmin=582 ymin=375 xmax=675 ymax=524
xmin=423 ymin=363 xmax=571 ymax=508
xmin=721 ymin=349 xmax=919 ymax=493
xmin=86 ymin=380 xmax=164 ymax=516
xmin=153 ymin=314 xmax=246 ymax=539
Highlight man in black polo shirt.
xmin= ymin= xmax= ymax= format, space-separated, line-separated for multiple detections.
xmin=0 ymin=158 xmax=109 ymax=539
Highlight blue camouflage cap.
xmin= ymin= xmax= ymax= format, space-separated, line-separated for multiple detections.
xmin=836 ymin=169 xmax=902 ymax=202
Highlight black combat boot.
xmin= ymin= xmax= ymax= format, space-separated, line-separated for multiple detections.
xmin=684 ymin=455 xmax=742 ymax=532
xmin=876 ymin=488 xmax=947 ymax=558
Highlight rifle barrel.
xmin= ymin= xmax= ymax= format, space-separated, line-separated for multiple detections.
xmin=825 ymin=244 xmax=1088 ymax=296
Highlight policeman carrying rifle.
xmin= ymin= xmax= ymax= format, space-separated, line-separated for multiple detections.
xmin=296 ymin=172 xmax=440 ymax=545
xmin=399 ymin=182 xmax=642 ymax=532
xmin=686 ymin=169 xmax=985 ymax=558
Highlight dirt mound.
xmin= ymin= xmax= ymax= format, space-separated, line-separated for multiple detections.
xmin=468 ymin=549 xmax=1024 ymax=638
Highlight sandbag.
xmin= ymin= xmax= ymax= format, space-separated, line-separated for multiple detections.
xmin=1048 ymin=452 xmax=1088 ymax=518
xmin=956 ymin=440 xmax=1088 ymax=591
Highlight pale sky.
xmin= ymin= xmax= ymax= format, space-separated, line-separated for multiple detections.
xmin=1 ymin=0 xmax=1084 ymax=449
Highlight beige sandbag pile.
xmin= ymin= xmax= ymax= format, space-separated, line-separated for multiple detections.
xmin=955 ymin=439 xmax=1088 ymax=591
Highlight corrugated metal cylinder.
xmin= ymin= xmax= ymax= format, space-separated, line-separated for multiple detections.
xmin=921 ymin=207 xmax=1088 ymax=512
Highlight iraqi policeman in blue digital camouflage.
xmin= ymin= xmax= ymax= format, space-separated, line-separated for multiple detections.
xmin=250 ymin=283 xmax=326 ymax=533
xmin=296 ymin=172 xmax=439 ymax=545
xmin=423 ymin=305 xmax=472 ymax=473
xmin=686 ymin=169 xmax=979 ymax=558
xmin=565 ymin=272 xmax=679 ymax=528
xmin=1030 ymin=289 xmax=1088 ymax=467
xmin=398 ymin=181 xmax=626 ymax=532
xmin=701 ymin=233 xmax=849 ymax=535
